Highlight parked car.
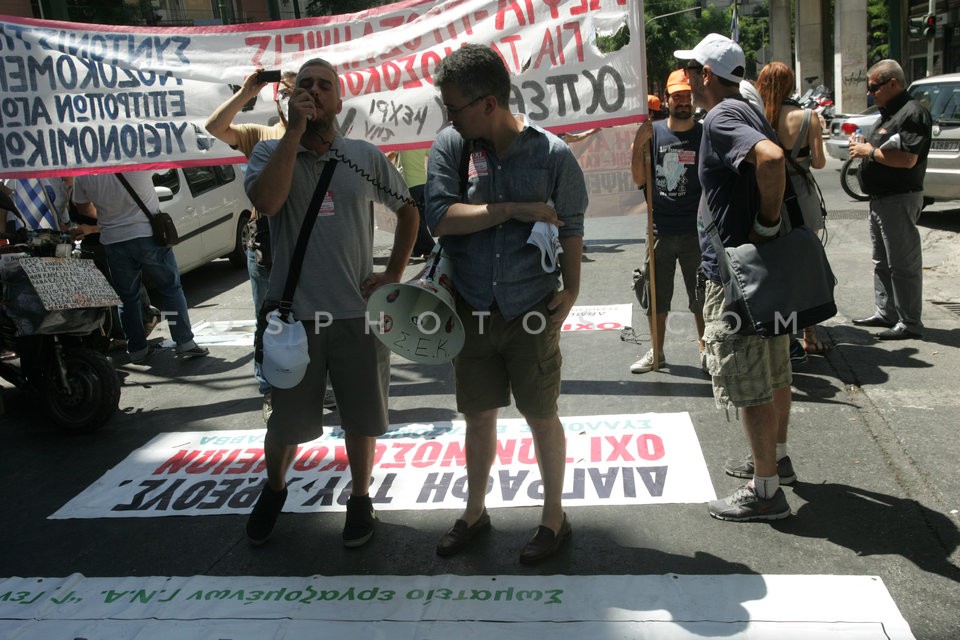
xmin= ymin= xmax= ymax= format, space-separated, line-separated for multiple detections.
xmin=908 ymin=72 xmax=960 ymax=202
xmin=825 ymin=105 xmax=880 ymax=161
xmin=151 ymin=164 xmax=253 ymax=275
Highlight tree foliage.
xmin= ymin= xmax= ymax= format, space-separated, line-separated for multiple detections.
xmin=866 ymin=0 xmax=888 ymax=63
xmin=645 ymin=1 xmax=776 ymax=92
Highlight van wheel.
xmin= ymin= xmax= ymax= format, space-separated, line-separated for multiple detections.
xmin=228 ymin=211 xmax=252 ymax=268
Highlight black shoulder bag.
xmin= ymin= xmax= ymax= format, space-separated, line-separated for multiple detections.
xmin=116 ymin=174 xmax=180 ymax=247
xmin=255 ymin=160 xmax=338 ymax=365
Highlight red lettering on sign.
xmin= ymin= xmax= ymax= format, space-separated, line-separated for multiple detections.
xmin=635 ymin=434 xmax=665 ymax=460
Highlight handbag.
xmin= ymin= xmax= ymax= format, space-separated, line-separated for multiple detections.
xmin=785 ymin=109 xmax=828 ymax=231
xmin=702 ymin=170 xmax=837 ymax=338
xmin=116 ymin=174 xmax=180 ymax=247
xmin=254 ymin=160 xmax=338 ymax=389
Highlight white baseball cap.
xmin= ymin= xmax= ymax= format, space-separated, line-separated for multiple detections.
xmin=674 ymin=33 xmax=746 ymax=83
xmin=261 ymin=310 xmax=310 ymax=389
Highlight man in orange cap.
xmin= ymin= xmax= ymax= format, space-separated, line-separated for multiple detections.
xmin=647 ymin=94 xmax=664 ymax=120
xmin=631 ymin=68 xmax=705 ymax=374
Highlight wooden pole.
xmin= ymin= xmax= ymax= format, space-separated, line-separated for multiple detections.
xmin=630 ymin=122 xmax=659 ymax=370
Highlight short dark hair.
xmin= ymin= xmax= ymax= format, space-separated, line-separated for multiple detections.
xmin=434 ymin=43 xmax=511 ymax=107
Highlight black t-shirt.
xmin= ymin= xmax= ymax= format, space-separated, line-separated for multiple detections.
xmin=651 ymin=120 xmax=703 ymax=235
xmin=858 ymin=91 xmax=932 ymax=196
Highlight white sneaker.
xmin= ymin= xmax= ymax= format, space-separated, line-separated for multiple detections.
xmin=630 ymin=349 xmax=665 ymax=374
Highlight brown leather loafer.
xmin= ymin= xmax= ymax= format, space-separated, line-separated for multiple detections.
xmin=436 ymin=510 xmax=491 ymax=557
xmin=519 ymin=514 xmax=571 ymax=565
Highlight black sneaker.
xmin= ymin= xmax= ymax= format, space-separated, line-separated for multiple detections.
xmin=708 ymin=484 xmax=791 ymax=522
xmin=723 ymin=454 xmax=797 ymax=485
xmin=342 ymin=494 xmax=377 ymax=548
xmin=246 ymin=483 xmax=287 ymax=545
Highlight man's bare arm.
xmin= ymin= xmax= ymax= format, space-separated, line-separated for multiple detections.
xmin=204 ymin=70 xmax=267 ymax=147
xmin=746 ymin=139 xmax=786 ymax=226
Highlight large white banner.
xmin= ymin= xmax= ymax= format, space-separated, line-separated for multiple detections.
xmin=51 ymin=413 xmax=715 ymax=519
xmin=0 ymin=574 xmax=916 ymax=639
xmin=0 ymin=0 xmax=646 ymax=179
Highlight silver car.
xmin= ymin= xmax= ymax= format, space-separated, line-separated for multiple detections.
xmin=825 ymin=106 xmax=880 ymax=161
xmin=908 ymin=72 xmax=960 ymax=203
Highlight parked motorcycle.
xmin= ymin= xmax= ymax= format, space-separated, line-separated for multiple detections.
xmin=797 ymin=79 xmax=835 ymax=129
xmin=0 ymin=227 xmax=121 ymax=432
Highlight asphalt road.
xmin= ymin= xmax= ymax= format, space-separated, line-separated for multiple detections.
xmin=1 ymin=157 xmax=959 ymax=638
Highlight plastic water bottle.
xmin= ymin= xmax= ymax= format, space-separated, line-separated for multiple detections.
xmin=852 ymin=127 xmax=865 ymax=144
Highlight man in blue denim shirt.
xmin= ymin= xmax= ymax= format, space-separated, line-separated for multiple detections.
xmin=424 ymin=44 xmax=588 ymax=565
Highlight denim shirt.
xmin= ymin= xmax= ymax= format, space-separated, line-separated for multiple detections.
xmin=425 ymin=119 xmax=587 ymax=321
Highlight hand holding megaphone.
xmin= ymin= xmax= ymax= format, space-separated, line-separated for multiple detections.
xmin=365 ymin=246 xmax=465 ymax=364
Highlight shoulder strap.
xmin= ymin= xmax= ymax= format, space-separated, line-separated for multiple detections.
xmin=116 ymin=174 xmax=154 ymax=221
xmin=279 ymin=159 xmax=338 ymax=318
xmin=790 ymin=109 xmax=812 ymax=161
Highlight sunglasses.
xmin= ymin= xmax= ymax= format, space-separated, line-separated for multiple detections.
xmin=867 ymin=78 xmax=892 ymax=93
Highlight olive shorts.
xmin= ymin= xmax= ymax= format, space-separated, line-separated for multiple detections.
xmin=266 ymin=318 xmax=390 ymax=444
xmin=702 ymin=281 xmax=791 ymax=409
xmin=454 ymin=295 xmax=562 ymax=419
xmin=642 ymin=233 xmax=704 ymax=316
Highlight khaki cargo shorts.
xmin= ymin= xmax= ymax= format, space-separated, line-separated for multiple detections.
xmin=702 ymin=281 xmax=791 ymax=408
xmin=454 ymin=295 xmax=562 ymax=419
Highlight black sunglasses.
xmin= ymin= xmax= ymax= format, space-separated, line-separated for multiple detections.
xmin=867 ymin=78 xmax=891 ymax=93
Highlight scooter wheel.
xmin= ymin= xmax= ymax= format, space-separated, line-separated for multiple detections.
xmin=840 ymin=157 xmax=870 ymax=202
xmin=44 ymin=347 xmax=120 ymax=433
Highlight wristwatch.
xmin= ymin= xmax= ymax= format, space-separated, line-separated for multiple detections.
xmin=868 ymin=148 xmax=877 ymax=162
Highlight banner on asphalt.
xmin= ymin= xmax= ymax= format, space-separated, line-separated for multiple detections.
xmin=0 ymin=574 xmax=916 ymax=639
xmin=0 ymin=0 xmax=646 ymax=179
xmin=51 ymin=413 xmax=715 ymax=519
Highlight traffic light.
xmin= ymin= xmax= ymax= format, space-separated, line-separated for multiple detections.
xmin=923 ymin=14 xmax=936 ymax=39
xmin=909 ymin=16 xmax=925 ymax=39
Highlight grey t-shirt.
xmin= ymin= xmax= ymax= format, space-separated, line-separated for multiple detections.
xmin=73 ymin=171 xmax=157 ymax=245
xmin=245 ymin=133 xmax=410 ymax=321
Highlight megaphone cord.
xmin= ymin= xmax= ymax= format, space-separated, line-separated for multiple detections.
xmin=319 ymin=136 xmax=416 ymax=209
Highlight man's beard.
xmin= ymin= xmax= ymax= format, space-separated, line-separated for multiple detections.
xmin=671 ymin=107 xmax=693 ymax=120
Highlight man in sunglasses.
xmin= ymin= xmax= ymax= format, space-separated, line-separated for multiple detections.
xmin=848 ymin=59 xmax=931 ymax=341
xmin=674 ymin=34 xmax=793 ymax=523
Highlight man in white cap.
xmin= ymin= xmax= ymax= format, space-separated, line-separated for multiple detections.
xmin=674 ymin=34 xmax=793 ymax=522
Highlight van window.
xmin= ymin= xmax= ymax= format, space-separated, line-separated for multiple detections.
xmin=218 ymin=165 xmax=237 ymax=183
xmin=152 ymin=169 xmax=181 ymax=195
xmin=184 ymin=167 xmax=220 ymax=197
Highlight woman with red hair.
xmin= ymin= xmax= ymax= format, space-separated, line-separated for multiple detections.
xmin=756 ymin=60 xmax=830 ymax=357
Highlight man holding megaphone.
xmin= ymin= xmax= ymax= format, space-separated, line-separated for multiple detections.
xmin=425 ymin=44 xmax=588 ymax=565
xmin=243 ymin=58 xmax=419 ymax=549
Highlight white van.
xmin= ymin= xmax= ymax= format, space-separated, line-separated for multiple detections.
xmin=151 ymin=164 xmax=253 ymax=275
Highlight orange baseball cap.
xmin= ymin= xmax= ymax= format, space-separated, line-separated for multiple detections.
xmin=666 ymin=68 xmax=692 ymax=95
xmin=647 ymin=94 xmax=661 ymax=112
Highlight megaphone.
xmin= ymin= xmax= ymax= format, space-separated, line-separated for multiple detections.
xmin=366 ymin=246 xmax=465 ymax=364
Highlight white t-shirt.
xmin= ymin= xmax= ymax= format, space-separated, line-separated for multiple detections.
xmin=73 ymin=171 xmax=158 ymax=245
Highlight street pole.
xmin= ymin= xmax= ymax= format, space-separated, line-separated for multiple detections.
xmin=927 ymin=0 xmax=935 ymax=76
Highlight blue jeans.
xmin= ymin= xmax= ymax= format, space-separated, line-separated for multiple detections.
xmin=247 ymin=247 xmax=272 ymax=394
xmin=103 ymin=236 xmax=195 ymax=354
